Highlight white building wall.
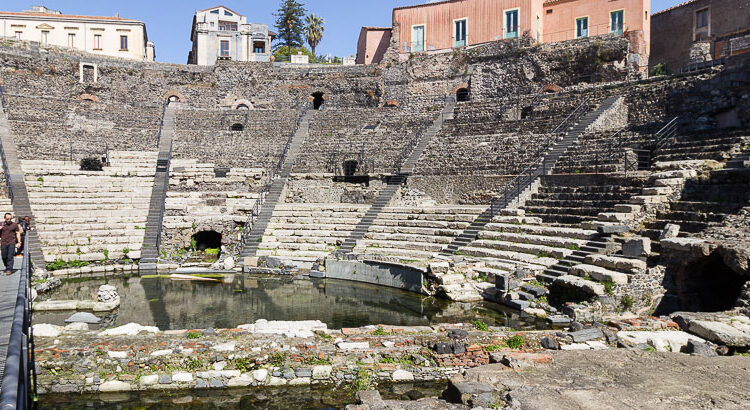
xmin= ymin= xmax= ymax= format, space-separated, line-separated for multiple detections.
xmin=0 ymin=14 xmax=153 ymax=61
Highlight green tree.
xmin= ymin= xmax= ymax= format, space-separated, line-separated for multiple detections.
xmin=304 ymin=14 xmax=325 ymax=59
xmin=273 ymin=0 xmax=307 ymax=53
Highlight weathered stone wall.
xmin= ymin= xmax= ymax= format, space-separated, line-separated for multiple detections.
xmin=284 ymin=174 xmax=388 ymax=205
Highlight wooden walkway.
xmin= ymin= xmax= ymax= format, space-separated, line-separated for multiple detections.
xmin=0 ymin=256 xmax=23 ymax=389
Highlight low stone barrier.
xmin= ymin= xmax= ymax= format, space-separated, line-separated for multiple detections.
xmin=325 ymin=259 xmax=426 ymax=294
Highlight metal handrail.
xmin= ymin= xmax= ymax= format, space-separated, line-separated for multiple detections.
xmin=487 ymin=98 xmax=591 ymax=217
xmin=654 ymin=117 xmax=680 ymax=150
xmin=156 ymin=101 xmax=168 ymax=147
xmin=153 ymin=141 xmax=172 ymax=257
xmin=0 ymin=233 xmax=36 ymax=409
xmin=275 ymin=102 xmax=310 ymax=174
xmin=0 ymin=84 xmax=7 ymax=114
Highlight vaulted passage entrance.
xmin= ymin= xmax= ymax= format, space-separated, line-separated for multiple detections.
xmin=312 ymin=92 xmax=325 ymax=110
xmin=192 ymin=231 xmax=222 ymax=252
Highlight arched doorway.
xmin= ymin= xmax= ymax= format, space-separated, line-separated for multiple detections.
xmin=230 ymin=123 xmax=244 ymax=132
xmin=167 ymin=95 xmax=180 ymax=103
xmin=456 ymin=88 xmax=470 ymax=102
xmin=192 ymin=231 xmax=222 ymax=252
xmin=311 ymin=92 xmax=325 ymax=110
xmin=342 ymin=160 xmax=359 ymax=177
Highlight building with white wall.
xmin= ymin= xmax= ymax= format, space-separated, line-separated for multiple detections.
xmin=0 ymin=6 xmax=155 ymax=61
xmin=188 ymin=5 xmax=274 ymax=65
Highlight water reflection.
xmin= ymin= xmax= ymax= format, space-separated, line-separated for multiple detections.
xmin=35 ymin=274 xmax=545 ymax=330
xmin=40 ymin=382 xmax=447 ymax=409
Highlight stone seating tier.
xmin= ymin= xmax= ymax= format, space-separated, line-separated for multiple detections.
xmin=22 ymin=151 xmax=157 ymax=263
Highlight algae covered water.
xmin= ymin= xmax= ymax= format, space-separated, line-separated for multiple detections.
xmin=34 ymin=274 xmax=546 ymax=330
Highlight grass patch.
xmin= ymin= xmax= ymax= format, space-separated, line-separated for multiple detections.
xmin=603 ymin=280 xmax=615 ymax=295
xmin=621 ymin=295 xmax=635 ymax=311
xmin=45 ymin=259 xmax=90 ymax=271
xmin=472 ymin=320 xmax=489 ymax=332
xmin=505 ymin=335 xmax=524 ymax=349
xmin=186 ymin=332 xmax=202 ymax=339
xmin=204 ymin=248 xmax=220 ymax=256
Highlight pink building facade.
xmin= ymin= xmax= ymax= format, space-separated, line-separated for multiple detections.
xmin=356 ymin=27 xmax=392 ymax=65
xmin=356 ymin=0 xmax=650 ymax=67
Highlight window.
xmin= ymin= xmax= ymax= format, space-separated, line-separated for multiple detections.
xmin=610 ymin=10 xmax=624 ymax=35
xmin=219 ymin=21 xmax=237 ymax=31
xmin=94 ymin=34 xmax=102 ymax=49
xmin=220 ymin=40 xmax=230 ymax=57
xmin=411 ymin=25 xmax=425 ymax=52
xmin=120 ymin=35 xmax=128 ymax=50
xmin=454 ymin=18 xmax=467 ymax=47
xmin=224 ymin=10 xmax=233 ymax=16
xmin=210 ymin=22 xmax=214 ymax=27
xmin=14 ymin=31 xmax=22 ymax=40
xmin=505 ymin=9 xmax=519 ymax=39
xmin=696 ymin=8 xmax=709 ymax=28
xmin=68 ymin=33 xmax=76 ymax=47
xmin=210 ymin=9 xmax=219 ymax=14
xmin=41 ymin=31 xmax=48 ymax=44
xmin=253 ymin=42 xmax=265 ymax=54
xmin=576 ymin=17 xmax=589 ymax=38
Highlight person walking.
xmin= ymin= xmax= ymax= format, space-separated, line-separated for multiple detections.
xmin=1 ymin=212 xmax=22 ymax=275
xmin=17 ymin=216 xmax=31 ymax=256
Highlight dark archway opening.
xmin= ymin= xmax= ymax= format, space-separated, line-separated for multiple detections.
xmin=312 ymin=92 xmax=325 ymax=110
xmin=236 ymin=104 xmax=250 ymax=111
xmin=657 ymin=252 xmax=747 ymax=315
xmin=192 ymin=231 xmax=222 ymax=252
xmin=342 ymin=160 xmax=359 ymax=177
xmin=456 ymin=88 xmax=470 ymax=102
xmin=230 ymin=123 xmax=244 ymax=132
xmin=683 ymin=253 xmax=746 ymax=312
xmin=168 ymin=95 xmax=180 ymax=103
xmin=520 ymin=106 xmax=534 ymax=119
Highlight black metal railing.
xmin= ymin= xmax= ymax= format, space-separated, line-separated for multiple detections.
xmin=0 ymin=233 xmax=37 ymax=409
xmin=654 ymin=117 xmax=680 ymax=150
xmin=152 ymin=142 xmax=172 ymax=258
xmin=156 ymin=101 xmax=168 ymax=147
xmin=487 ymin=98 xmax=591 ymax=217
xmin=0 ymin=84 xmax=7 ymax=114
xmin=275 ymin=102 xmax=311 ymax=175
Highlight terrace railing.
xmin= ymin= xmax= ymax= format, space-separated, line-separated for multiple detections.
xmin=0 ymin=233 xmax=37 ymax=409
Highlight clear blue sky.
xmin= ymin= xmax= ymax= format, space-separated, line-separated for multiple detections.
xmin=3 ymin=1 xmax=683 ymax=64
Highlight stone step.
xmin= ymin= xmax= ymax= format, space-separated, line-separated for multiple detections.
xmin=460 ymin=246 xmax=559 ymax=268
xmin=477 ymin=230 xmax=588 ymax=249
xmin=353 ymin=246 xmax=436 ymax=260
xmin=360 ymin=239 xmax=444 ymax=253
xmin=569 ymin=263 xmax=628 ymax=285
xmin=471 ymin=239 xmax=573 ymax=259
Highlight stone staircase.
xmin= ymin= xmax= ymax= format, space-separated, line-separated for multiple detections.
xmin=441 ymin=96 xmax=622 ymax=257
xmin=335 ymin=98 xmax=456 ymax=256
xmin=140 ymin=104 xmax=176 ymax=266
xmin=652 ymin=132 xmax=749 ymax=165
xmin=23 ymin=151 xmax=156 ymax=263
xmin=0 ymin=92 xmax=45 ymax=270
xmin=240 ymin=109 xmax=316 ymax=262
xmin=641 ymin=168 xmax=750 ymax=240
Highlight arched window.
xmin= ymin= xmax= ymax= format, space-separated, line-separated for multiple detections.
xmin=236 ymin=104 xmax=249 ymax=111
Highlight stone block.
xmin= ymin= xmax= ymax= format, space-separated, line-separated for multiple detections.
xmin=569 ymin=328 xmax=604 ymax=343
xmin=688 ymin=320 xmax=750 ymax=347
xmin=99 ymin=381 xmax=132 ymax=392
xmin=623 ymin=237 xmax=651 ymax=258
xmin=311 ymin=365 xmax=331 ymax=380
xmin=65 ymin=312 xmax=100 ymax=324
xmin=392 ymin=370 xmax=414 ymax=381
xmin=494 ymin=274 xmax=510 ymax=292
xmin=659 ymin=224 xmax=681 ymax=240
xmin=596 ymin=224 xmax=630 ymax=235
xmin=503 ymin=299 xmax=530 ymax=310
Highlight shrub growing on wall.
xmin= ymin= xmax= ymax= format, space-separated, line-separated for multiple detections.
xmin=80 ymin=157 xmax=103 ymax=171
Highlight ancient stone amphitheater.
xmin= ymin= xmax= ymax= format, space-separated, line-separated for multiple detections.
xmin=2 ymin=35 xmax=750 ymax=407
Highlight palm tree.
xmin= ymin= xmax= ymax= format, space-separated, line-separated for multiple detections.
xmin=305 ymin=14 xmax=324 ymax=59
